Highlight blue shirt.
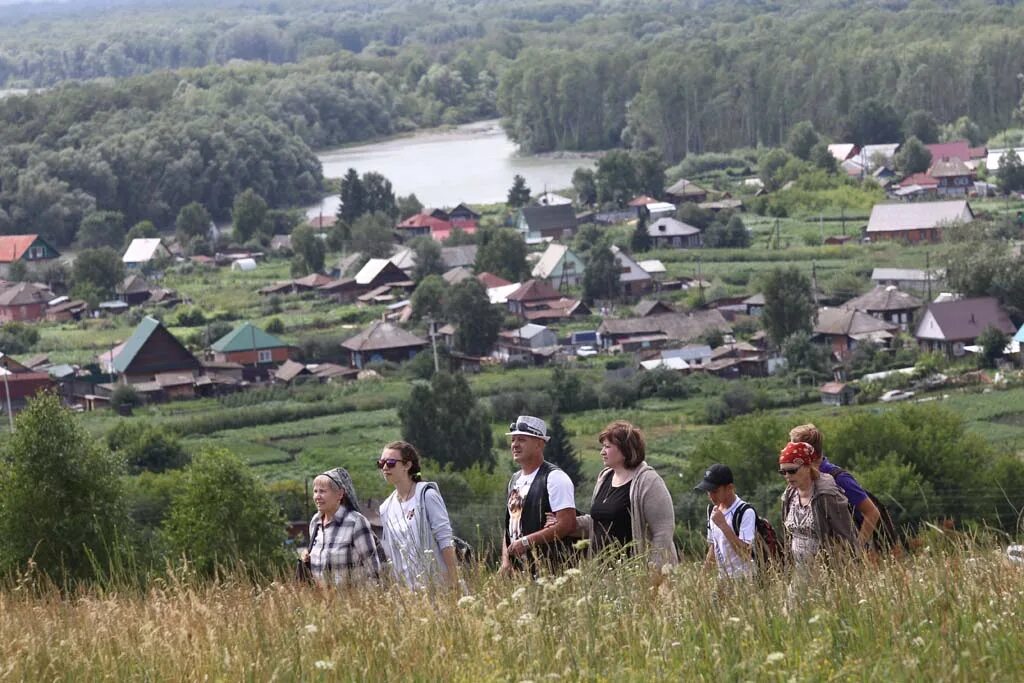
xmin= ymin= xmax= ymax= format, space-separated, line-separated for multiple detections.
xmin=819 ymin=457 xmax=868 ymax=518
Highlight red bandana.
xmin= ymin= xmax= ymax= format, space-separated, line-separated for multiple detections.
xmin=779 ymin=441 xmax=815 ymax=467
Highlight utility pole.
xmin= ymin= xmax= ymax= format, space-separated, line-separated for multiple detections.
xmin=925 ymin=251 xmax=932 ymax=301
xmin=697 ymin=257 xmax=705 ymax=305
xmin=1 ymin=357 xmax=13 ymax=433
xmin=811 ymin=261 xmax=819 ymax=302
xmin=427 ymin=318 xmax=440 ymax=373
xmin=841 ymin=206 xmax=846 ymax=236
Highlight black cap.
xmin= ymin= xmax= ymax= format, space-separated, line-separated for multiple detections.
xmin=694 ymin=463 xmax=733 ymax=492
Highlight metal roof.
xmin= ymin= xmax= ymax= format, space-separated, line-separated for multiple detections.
xmin=866 ymin=201 xmax=973 ymax=233
xmin=211 ymin=322 xmax=289 ymax=353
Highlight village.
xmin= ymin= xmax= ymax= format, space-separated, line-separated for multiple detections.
xmin=2 ymin=136 xmax=1024 ymax=417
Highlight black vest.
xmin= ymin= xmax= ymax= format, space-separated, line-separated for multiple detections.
xmin=505 ymin=460 xmax=574 ymax=573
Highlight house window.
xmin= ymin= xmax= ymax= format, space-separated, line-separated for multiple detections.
xmin=258 ymin=349 xmax=273 ymax=363
xmin=28 ymin=246 xmax=45 ymax=260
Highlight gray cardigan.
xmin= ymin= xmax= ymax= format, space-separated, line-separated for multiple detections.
xmin=379 ymin=482 xmax=455 ymax=587
xmin=577 ymin=463 xmax=679 ymax=567
xmin=781 ymin=472 xmax=859 ymax=562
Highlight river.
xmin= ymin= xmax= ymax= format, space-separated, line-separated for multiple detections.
xmin=308 ymin=119 xmax=594 ymax=217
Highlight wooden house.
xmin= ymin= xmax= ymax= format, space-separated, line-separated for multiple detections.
xmin=341 ymin=321 xmax=428 ymax=368
xmin=210 ymin=322 xmax=293 ymax=379
xmin=109 ymin=316 xmax=201 ymax=389
xmin=517 ymin=205 xmax=578 ymax=242
xmin=0 ymin=234 xmax=60 ymax=277
xmin=0 ymin=282 xmax=54 ymax=322
xmin=865 ymin=200 xmax=973 ymax=243
xmin=915 ymin=297 xmax=1017 ymax=357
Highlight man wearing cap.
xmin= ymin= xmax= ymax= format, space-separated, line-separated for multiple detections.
xmin=695 ymin=464 xmax=755 ymax=579
xmin=501 ymin=415 xmax=577 ymax=575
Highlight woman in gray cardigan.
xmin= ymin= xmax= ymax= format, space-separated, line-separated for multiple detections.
xmin=573 ymin=421 xmax=678 ymax=568
xmin=378 ymin=440 xmax=460 ymax=590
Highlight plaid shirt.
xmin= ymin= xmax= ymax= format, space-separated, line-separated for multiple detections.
xmin=308 ymin=507 xmax=381 ymax=586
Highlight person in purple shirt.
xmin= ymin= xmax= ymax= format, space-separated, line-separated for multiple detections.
xmin=789 ymin=424 xmax=881 ymax=551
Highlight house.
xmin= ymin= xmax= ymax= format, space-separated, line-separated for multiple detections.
xmin=389 ymin=247 xmax=417 ymax=276
xmin=871 ymin=267 xmax=946 ymax=293
xmin=0 ymin=234 xmax=60 ymax=277
xmin=633 ymin=300 xmax=675 ymax=317
xmin=396 ymin=213 xmax=449 ymax=239
xmin=341 ymin=321 xmax=429 ymax=368
xmin=841 ymin=286 xmax=923 ymax=331
xmin=984 ymin=148 xmax=1024 ymax=171
xmin=496 ymin=324 xmax=559 ymax=364
xmin=522 ymin=297 xmax=589 ymax=324
xmin=924 ymin=140 xmax=986 ymax=166
xmin=0 ymin=358 xmax=55 ymax=410
xmin=705 ymin=342 xmax=769 ymax=378
xmin=647 ymin=217 xmax=702 ymax=249
xmin=915 ymin=297 xmax=1016 ymax=357
xmin=858 ymin=143 xmax=900 ymax=171
xmin=597 ymin=310 xmax=731 ymax=350
xmin=505 ymin=279 xmax=564 ymax=316
xmin=665 ymin=179 xmax=708 ymax=203
xmin=610 ymin=246 xmax=654 ymax=298
xmin=865 ymin=200 xmax=973 ymax=243
xmin=894 ymin=172 xmax=940 ymax=199
xmin=0 ymin=282 xmax=53 ymax=322
xmin=210 ymin=322 xmax=293 ymax=378
xmin=812 ymin=308 xmax=900 ymax=359
xmin=273 ymin=359 xmax=313 ymax=385
xmin=118 ymin=274 xmax=152 ymax=306
xmin=698 ymin=198 xmax=744 ymax=212
xmin=517 ymin=205 xmax=578 ymax=242
xmin=827 ymin=143 xmax=859 ymax=162
xmin=109 ymin=316 xmax=202 ymax=388
xmin=122 ymin=238 xmax=171 ymax=268
xmin=442 ymin=266 xmax=474 ymax=285
xmin=259 ymin=273 xmax=334 ymax=296
xmin=743 ymin=293 xmax=765 ymax=316
xmin=319 ymin=259 xmax=411 ymax=303
xmin=531 ymin=243 xmax=585 ymax=289
xmin=820 ymin=382 xmax=855 ymax=406
xmin=447 ymin=203 xmax=481 ymax=226
xmin=477 ymin=272 xmax=513 ymax=290
xmin=928 ymin=157 xmax=975 ymax=198
xmin=268 ymin=234 xmax=292 ymax=252
xmin=629 ymin=196 xmax=676 ymax=219
xmin=641 ymin=344 xmax=714 ymax=370
xmin=45 ymin=298 xmax=88 ymax=322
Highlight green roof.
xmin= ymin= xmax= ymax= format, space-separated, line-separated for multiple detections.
xmin=210 ymin=322 xmax=289 ymax=353
xmin=112 ymin=316 xmax=162 ymax=374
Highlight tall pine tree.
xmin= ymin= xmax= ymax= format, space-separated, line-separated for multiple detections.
xmin=544 ymin=412 xmax=582 ymax=486
xmin=631 ymin=210 xmax=651 ymax=253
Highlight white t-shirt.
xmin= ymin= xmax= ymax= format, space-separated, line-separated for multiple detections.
xmin=507 ymin=466 xmax=575 ymax=542
xmin=707 ymin=496 xmax=756 ymax=579
xmin=383 ymin=496 xmax=427 ymax=588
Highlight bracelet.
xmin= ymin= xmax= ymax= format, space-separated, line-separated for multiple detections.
xmin=520 ymin=536 xmax=530 ymax=549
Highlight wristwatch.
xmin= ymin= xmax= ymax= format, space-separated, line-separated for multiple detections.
xmin=520 ymin=537 xmax=530 ymax=549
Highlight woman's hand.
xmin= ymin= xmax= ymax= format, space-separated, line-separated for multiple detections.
xmin=300 ymin=549 xmax=310 ymax=563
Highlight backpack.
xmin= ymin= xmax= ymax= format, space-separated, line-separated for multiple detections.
xmin=828 ymin=466 xmax=902 ymax=553
xmin=707 ymin=502 xmax=785 ymax=571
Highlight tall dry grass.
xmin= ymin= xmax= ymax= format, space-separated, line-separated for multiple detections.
xmin=1 ymin=541 xmax=1021 ymax=681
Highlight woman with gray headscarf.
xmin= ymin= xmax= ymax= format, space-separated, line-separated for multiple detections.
xmin=300 ymin=467 xmax=380 ymax=586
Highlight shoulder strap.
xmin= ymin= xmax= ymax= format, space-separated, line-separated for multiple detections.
xmin=732 ymin=503 xmax=752 ymax=537
xmin=308 ymin=520 xmax=320 ymax=552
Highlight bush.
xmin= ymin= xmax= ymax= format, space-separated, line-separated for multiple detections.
xmin=265 ymin=317 xmax=285 ymax=335
xmin=0 ymin=322 xmax=40 ymax=354
xmin=107 ymin=421 xmax=191 ymax=474
xmin=110 ymin=383 xmax=142 ymax=408
xmin=175 ymin=307 xmax=207 ymax=327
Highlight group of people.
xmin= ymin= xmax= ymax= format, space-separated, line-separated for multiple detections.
xmin=300 ymin=416 xmax=881 ymax=589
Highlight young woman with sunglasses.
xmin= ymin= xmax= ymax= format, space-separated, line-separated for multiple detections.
xmin=377 ymin=441 xmax=460 ymax=590
xmin=778 ymin=441 xmax=858 ymax=570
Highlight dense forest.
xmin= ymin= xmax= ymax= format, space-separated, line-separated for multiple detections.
xmin=3 ymin=0 xmax=1024 ymax=246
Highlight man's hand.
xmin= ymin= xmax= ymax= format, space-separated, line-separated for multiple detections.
xmin=508 ymin=537 xmax=530 ymax=557
xmin=710 ymin=507 xmax=728 ymax=531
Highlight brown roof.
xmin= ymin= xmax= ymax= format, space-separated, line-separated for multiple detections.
xmin=274 ymin=360 xmax=311 ymax=382
xmin=598 ymin=310 xmax=732 ymax=341
xmin=120 ymin=274 xmax=151 ymax=295
xmin=813 ymin=308 xmax=899 ymax=338
xmin=0 ymin=282 xmax=53 ymax=307
xmin=633 ymin=300 xmax=676 ymax=317
xmin=916 ymin=297 xmax=1016 ymax=342
xmin=928 ymin=156 xmax=972 ymax=178
xmin=820 ymin=382 xmax=849 ymax=394
xmin=842 ymin=286 xmax=922 ymax=314
xmin=506 ymin=279 xmax=564 ymax=303
xmin=477 ymin=272 xmax=512 ymax=288
xmin=341 ymin=321 xmax=428 ymax=353
xmin=293 ymin=273 xmax=334 ymax=289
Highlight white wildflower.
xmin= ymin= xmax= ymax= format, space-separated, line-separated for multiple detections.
xmin=304 ymin=624 xmax=318 ymax=635
xmin=512 ymin=587 xmax=527 ymax=601
xmin=563 ymin=568 xmax=581 ymax=577
xmin=554 ymin=576 xmax=570 ymax=588
xmin=517 ymin=612 xmax=534 ymax=626
xmin=912 ymin=637 xmax=926 ymax=648
xmin=728 ymin=617 xmax=741 ymax=623
xmin=496 ymin=599 xmax=510 ymax=609
xmin=458 ymin=595 xmax=477 ymax=608
xmin=314 ymin=661 xmax=335 ymax=670
xmin=808 ymin=614 xmax=821 ymax=624
xmin=765 ymin=652 xmax=785 ymax=664
xmin=575 ymin=596 xmax=588 ymax=607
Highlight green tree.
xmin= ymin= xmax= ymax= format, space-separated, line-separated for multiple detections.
xmin=72 ymin=247 xmax=125 ymax=299
xmin=410 ymin=274 xmax=448 ymax=321
xmin=175 ymin=202 xmax=212 ymax=244
xmin=781 ymin=330 xmax=830 ymax=381
xmin=162 ymin=448 xmax=287 ymax=577
xmin=0 ymin=322 xmax=40 ymax=355
xmin=350 ymin=211 xmax=395 ymax=259
xmin=704 ymin=214 xmax=750 ymax=248
xmin=903 ymin=110 xmax=939 ymax=144
xmin=785 ymin=121 xmax=820 ymax=160
xmin=758 ymin=148 xmax=793 ymax=191
xmin=844 ymin=98 xmax=903 ymax=145
xmin=6 ymin=260 xmax=28 ymax=282
xmin=996 ymin=148 xmax=1024 ymax=194
xmin=231 ymin=189 xmax=270 ymax=243
xmin=410 ymin=236 xmax=445 ymax=282
xmin=397 ymin=193 xmax=424 ymax=219
xmin=595 ymin=150 xmax=638 ymax=206
xmin=942 ymin=116 xmax=984 ymax=147
xmin=0 ymin=392 xmax=125 ymax=581
xmin=544 ymin=412 xmax=582 ymax=486
xmin=446 ymin=279 xmax=501 ymax=356
xmin=362 ymin=171 xmax=398 ymax=217
xmin=78 ymin=210 xmax=126 ymax=249
xmin=107 ymin=422 xmax=191 ymax=474
xmin=290 ymin=224 xmax=326 ymax=274
xmin=397 ymin=372 xmax=494 ymax=470
xmin=760 ymin=266 xmax=816 ymax=347
xmin=895 ymin=136 xmax=932 ymax=175
xmin=572 ymin=167 xmax=597 ymax=205
xmin=475 ymin=226 xmax=528 ymax=281
xmin=630 ymin=211 xmax=651 ymax=253
xmin=507 ymin=174 xmax=531 ymax=208
xmin=582 ymin=244 xmax=621 ymax=304
xmin=338 ymin=168 xmax=366 ymax=224
xmin=125 ymin=220 xmax=158 ymax=248
xmin=809 ymin=141 xmax=838 ymax=173
xmin=976 ymin=325 xmax=1009 ymax=369
xmin=634 ymin=150 xmax=666 ymax=197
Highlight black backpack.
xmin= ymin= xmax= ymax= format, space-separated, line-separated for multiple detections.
xmin=707 ymin=502 xmax=785 ymax=571
xmin=828 ymin=466 xmax=902 ymax=553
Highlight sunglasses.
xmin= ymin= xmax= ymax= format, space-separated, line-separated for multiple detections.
xmin=377 ymin=458 xmax=403 ymax=470
xmin=778 ymin=467 xmax=801 ymax=476
xmin=509 ymin=421 xmax=543 ymax=437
